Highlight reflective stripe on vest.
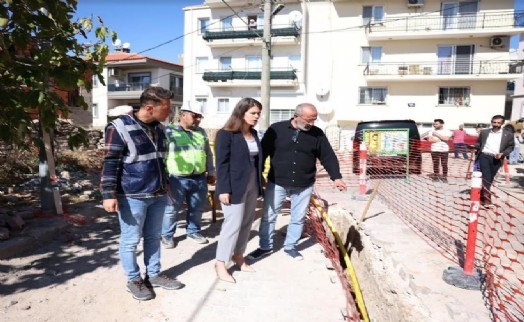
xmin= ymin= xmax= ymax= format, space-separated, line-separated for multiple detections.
xmin=165 ymin=127 xmax=207 ymax=175
xmin=112 ymin=117 xmax=165 ymax=164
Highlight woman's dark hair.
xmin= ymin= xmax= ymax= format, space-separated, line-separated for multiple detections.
xmin=223 ymin=97 xmax=262 ymax=132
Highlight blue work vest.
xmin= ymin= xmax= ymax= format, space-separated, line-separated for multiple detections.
xmin=111 ymin=115 xmax=167 ymax=197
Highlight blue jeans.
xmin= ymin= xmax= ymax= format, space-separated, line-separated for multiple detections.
xmin=454 ymin=143 xmax=469 ymax=159
xmin=162 ymin=174 xmax=208 ymax=237
xmin=117 ymin=195 xmax=167 ymax=281
xmin=259 ymin=182 xmax=313 ymax=251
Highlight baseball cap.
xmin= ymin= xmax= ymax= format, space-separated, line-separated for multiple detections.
xmin=180 ymin=101 xmax=203 ymax=115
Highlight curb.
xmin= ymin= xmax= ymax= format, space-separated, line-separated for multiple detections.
xmin=0 ymin=218 xmax=68 ymax=259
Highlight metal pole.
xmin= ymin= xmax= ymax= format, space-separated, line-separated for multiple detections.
xmin=260 ymin=0 xmax=272 ymax=131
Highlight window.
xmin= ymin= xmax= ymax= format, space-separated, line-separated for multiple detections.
xmin=222 ymin=16 xmax=233 ymax=31
xmin=196 ymin=98 xmax=208 ymax=113
xmin=92 ymin=103 xmax=98 ymax=118
xmin=92 ymin=74 xmax=98 ymax=87
xmin=442 ymin=1 xmax=478 ymax=30
xmin=128 ymin=72 xmax=151 ymax=91
xmin=256 ymin=15 xmax=264 ymax=29
xmin=359 ymin=87 xmax=387 ymax=105
xmin=169 ymin=74 xmax=183 ymax=95
xmin=219 ymin=57 xmax=232 ymax=70
xmin=199 ymin=18 xmax=210 ymax=34
xmin=246 ymin=56 xmax=261 ymax=70
xmin=270 ymin=109 xmax=294 ymax=124
xmin=437 ymin=45 xmax=474 ymax=75
xmin=289 ymin=55 xmax=301 ymax=70
xmin=362 ymin=6 xmax=384 ymax=25
xmin=217 ymin=98 xmax=230 ymax=113
xmin=361 ymin=47 xmax=382 ymax=64
xmin=439 ymin=87 xmax=471 ymax=106
xmin=196 ymin=57 xmax=209 ymax=73
xmin=248 ymin=16 xmax=257 ymax=30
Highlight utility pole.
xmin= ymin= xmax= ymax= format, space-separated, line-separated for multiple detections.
xmin=260 ymin=0 xmax=272 ymax=131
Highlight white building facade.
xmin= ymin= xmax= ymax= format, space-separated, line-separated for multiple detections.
xmin=184 ymin=0 xmax=523 ymax=137
xmin=90 ymin=50 xmax=184 ymax=129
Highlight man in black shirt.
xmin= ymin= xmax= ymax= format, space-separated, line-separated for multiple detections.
xmin=247 ymin=103 xmax=346 ymax=261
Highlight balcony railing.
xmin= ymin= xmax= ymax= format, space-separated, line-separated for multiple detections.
xmin=108 ymin=82 xmax=150 ymax=92
xmin=202 ymin=24 xmax=300 ymax=41
xmin=202 ymin=68 xmax=297 ymax=82
xmin=362 ymin=60 xmax=519 ymax=76
xmin=366 ymin=10 xmax=524 ymax=34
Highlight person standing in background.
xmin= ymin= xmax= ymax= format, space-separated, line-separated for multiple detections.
xmin=424 ymin=119 xmax=452 ymax=181
xmin=214 ymin=98 xmax=264 ymax=283
xmin=451 ymin=124 xmax=469 ymax=159
xmin=504 ymin=124 xmax=521 ymax=165
xmin=473 ymin=115 xmax=515 ymax=208
xmin=161 ymin=102 xmax=215 ymax=248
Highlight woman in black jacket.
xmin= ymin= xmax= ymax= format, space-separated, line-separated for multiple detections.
xmin=214 ymin=98 xmax=264 ymax=283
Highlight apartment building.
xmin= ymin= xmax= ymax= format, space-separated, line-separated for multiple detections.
xmin=90 ymin=48 xmax=184 ymax=129
xmin=511 ymin=33 xmax=524 ymax=123
xmin=184 ymin=0 xmax=523 ymax=138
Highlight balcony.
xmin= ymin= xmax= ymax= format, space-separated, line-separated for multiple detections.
xmin=202 ymin=68 xmax=298 ymax=88
xmin=107 ymin=82 xmax=148 ymax=99
xmin=362 ymin=61 xmax=519 ymax=82
xmin=202 ymin=24 xmax=300 ymax=48
xmin=366 ymin=10 xmax=524 ymax=40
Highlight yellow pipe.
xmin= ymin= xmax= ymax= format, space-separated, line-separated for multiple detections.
xmin=311 ymin=197 xmax=370 ymax=322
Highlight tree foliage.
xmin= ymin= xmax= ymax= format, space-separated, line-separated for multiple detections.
xmin=0 ymin=0 xmax=115 ymax=148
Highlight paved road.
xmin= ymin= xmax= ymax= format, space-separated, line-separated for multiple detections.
xmin=0 ymin=201 xmax=347 ymax=322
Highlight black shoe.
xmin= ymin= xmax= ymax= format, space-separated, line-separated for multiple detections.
xmin=127 ymin=278 xmax=154 ymax=301
xmin=145 ymin=274 xmax=184 ymax=290
xmin=246 ymin=248 xmax=273 ymax=260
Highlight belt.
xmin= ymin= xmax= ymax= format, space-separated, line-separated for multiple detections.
xmin=176 ymin=173 xmax=206 ymax=179
xmin=481 ymin=152 xmax=497 ymax=157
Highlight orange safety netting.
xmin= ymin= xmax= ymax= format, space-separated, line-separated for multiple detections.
xmin=313 ymin=137 xmax=524 ymax=322
xmin=305 ymin=199 xmax=362 ymax=321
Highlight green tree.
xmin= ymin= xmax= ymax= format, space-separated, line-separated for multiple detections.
xmin=0 ymin=0 xmax=115 ymax=148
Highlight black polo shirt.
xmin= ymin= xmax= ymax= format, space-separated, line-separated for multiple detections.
xmin=262 ymin=120 xmax=342 ymax=187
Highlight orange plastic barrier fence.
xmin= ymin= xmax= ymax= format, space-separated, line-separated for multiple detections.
xmin=314 ymin=137 xmax=523 ymax=322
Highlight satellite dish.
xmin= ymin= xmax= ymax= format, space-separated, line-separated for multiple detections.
xmin=289 ymin=10 xmax=303 ymax=29
xmin=113 ymin=39 xmax=122 ymax=47
xmin=316 ymin=87 xmax=330 ymax=98
xmin=123 ymin=42 xmax=131 ymax=49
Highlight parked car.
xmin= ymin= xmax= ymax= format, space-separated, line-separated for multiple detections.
xmin=352 ymin=120 xmax=422 ymax=175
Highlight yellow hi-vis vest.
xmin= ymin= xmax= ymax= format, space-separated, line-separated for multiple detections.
xmin=165 ymin=126 xmax=207 ymax=176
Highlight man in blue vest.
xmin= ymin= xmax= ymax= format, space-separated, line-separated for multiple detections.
xmin=161 ymin=101 xmax=215 ymax=248
xmin=101 ymin=87 xmax=183 ymax=301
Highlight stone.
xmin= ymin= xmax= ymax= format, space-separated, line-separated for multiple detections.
xmin=6 ymin=213 xmax=25 ymax=230
xmin=0 ymin=227 xmax=9 ymax=240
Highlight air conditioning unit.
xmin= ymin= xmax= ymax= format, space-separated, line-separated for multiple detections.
xmin=407 ymin=0 xmax=425 ymax=7
xmin=490 ymin=36 xmax=508 ymax=48
xmin=108 ymin=68 xmax=120 ymax=77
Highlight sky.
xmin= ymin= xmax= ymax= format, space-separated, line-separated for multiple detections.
xmin=75 ymin=0 xmax=203 ymax=63
xmin=75 ymin=0 xmax=524 ymax=63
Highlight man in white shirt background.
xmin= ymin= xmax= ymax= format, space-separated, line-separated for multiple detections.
xmin=473 ymin=115 xmax=515 ymax=207
xmin=425 ymin=119 xmax=452 ymax=182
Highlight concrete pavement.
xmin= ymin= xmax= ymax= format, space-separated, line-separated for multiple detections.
xmin=1 ymin=160 xmax=522 ymax=321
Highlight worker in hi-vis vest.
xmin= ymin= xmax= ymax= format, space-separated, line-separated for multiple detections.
xmin=161 ymin=101 xmax=215 ymax=248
